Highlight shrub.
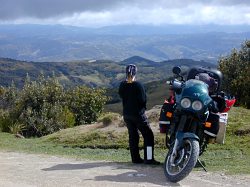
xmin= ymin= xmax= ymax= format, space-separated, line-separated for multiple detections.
xmin=0 ymin=110 xmax=14 ymax=132
xmin=97 ymin=112 xmax=121 ymax=127
xmin=9 ymin=122 xmax=26 ymax=135
xmin=11 ymin=75 xmax=70 ymax=136
xmin=102 ymin=116 xmax=113 ymax=127
xmin=0 ymin=82 xmax=17 ymax=111
xmin=19 ymin=103 xmax=75 ymax=137
xmin=219 ymin=40 xmax=250 ymax=108
xmin=0 ymin=74 xmax=108 ymax=136
xmin=67 ymin=86 xmax=108 ymax=125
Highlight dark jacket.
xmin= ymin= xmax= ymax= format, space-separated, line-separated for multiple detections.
xmin=119 ymin=81 xmax=147 ymax=116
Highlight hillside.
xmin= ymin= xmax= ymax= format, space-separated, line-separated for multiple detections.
xmin=0 ymin=57 xmax=216 ymax=88
xmin=105 ymin=79 xmax=170 ymax=114
xmin=0 ymin=24 xmax=249 ymax=62
xmin=42 ymin=106 xmax=250 ymax=174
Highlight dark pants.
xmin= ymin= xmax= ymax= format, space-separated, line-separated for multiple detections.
xmin=124 ymin=114 xmax=155 ymax=162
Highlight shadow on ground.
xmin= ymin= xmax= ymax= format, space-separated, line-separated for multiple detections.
xmin=42 ymin=161 xmax=180 ymax=186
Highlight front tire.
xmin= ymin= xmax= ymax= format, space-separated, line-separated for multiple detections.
xmin=164 ymin=138 xmax=199 ymax=182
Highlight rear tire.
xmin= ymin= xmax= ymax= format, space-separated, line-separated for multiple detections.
xmin=164 ymin=138 xmax=199 ymax=182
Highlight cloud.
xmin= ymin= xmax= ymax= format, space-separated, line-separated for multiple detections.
xmin=0 ymin=0 xmax=250 ymax=26
xmin=0 ymin=0 xmax=122 ymax=19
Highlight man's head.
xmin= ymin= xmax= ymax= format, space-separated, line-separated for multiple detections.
xmin=126 ymin=64 xmax=137 ymax=82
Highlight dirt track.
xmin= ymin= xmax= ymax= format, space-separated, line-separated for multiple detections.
xmin=0 ymin=151 xmax=249 ymax=187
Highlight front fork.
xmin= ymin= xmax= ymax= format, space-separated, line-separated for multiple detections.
xmin=169 ymin=115 xmax=200 ymax=165
xmin=169 ymin=133 xmax=181 ymax=166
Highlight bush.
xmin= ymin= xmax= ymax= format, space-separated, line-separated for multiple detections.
xmin=101 ymin=116 xmax=113 ymax=127
xmin=8 ymin=122 xmax=26 ymax=135
xmin=67 ymin=86 xmax=108 ymax=126
xmin=0 ymin=110 xmax=14 ymax=132
xmin=12 ymin=75 xmax=71 ymax=136
xmin=0 ymin=74 xmax=107 ymax=137
xmin=219 ymin=40 xmax=250 ymax=108
xmin=98 ymin=112 xmax=124 ymax=127
xmin=0 ymin=83 xmax=17 ymax=111
xmin=19 ymin=103 xmax=75 ymax=137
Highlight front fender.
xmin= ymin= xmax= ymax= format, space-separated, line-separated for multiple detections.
xmin=183 ymin=132 xmax=199 ymax=141
xmin=175 ymin=131 xmax=199 ymax=150
xmin=177 ymin=131 xmax=199 ymax=141
xmin=169 ymin=131 xmax=200 ymax=164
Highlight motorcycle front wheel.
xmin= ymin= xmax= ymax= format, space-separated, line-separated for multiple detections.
xmin=164 ymin=138 xmax=199 ymax=183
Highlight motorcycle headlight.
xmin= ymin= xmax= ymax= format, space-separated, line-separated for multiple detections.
xmin=192 ymin=100 xmax=203 ymax=111
xmin=181 ymin=98 xmax=191 ymax=108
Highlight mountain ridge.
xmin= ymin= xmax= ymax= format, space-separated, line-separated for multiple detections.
xmin=0 ymin=24 xmax=249 ymax=62
xmin=0 ymin=56 xmax=216 ymax=88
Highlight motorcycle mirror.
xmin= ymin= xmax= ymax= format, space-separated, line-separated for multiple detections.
xmin=173 ymin=66 xmax=181 ymax=75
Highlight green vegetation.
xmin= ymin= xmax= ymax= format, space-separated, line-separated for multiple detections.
xmin=0 ymin=107 xmax=249 ymax=174
xmin=0 ymin=74 xmax=107 ymax=137
xmin=0 ymin=24 xmax=248 ymax=63
xmin=105 ymin=79 xmax=170 ymax=114
xmin=199 ymin=107 xmax=250 ymax=174
xmin=219 ymin=40 xmax=250 ymax=108
xmin=0 ymin=39 xmax=249 ymax=175
xmin=0 ymin=57 xmax=215 ymax=88
xmin=67 ymin=86 xmax=107 ymax=125
xmin=0 ymin=132 xmax=133 ymax=162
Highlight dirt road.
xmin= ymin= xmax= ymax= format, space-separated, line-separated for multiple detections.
xmin=0 ymin=151 xmax=249 ymax=187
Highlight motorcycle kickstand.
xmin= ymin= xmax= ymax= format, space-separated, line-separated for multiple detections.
xmin=197 ymin=158 xmax=207 ymax=172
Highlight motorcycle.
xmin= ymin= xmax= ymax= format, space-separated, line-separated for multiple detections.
xmin=162 ymin=66 xmax=236 ymax=182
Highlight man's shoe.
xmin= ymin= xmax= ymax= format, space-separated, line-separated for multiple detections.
xmin=132 ymin=158 xmax=144 ymax=164
xmin=144 ymin=159 xmax=161 ymax=165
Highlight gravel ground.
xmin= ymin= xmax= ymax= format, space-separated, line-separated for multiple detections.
xmin=0 ymin=151 xmax=249 ymax=187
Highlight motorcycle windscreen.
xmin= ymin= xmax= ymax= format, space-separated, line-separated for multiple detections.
xmin=180 ymin=79 xmax=212 ymax=106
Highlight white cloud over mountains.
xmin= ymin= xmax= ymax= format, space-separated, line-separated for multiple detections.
xmin=0 ymin=0 xmax=250 ymax=27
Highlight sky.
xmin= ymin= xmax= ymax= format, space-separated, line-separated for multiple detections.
xmin=0 ymin=0 xmax=250 ymax=27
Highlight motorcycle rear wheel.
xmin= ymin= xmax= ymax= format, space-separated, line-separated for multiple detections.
xmin=164 ymin=138 xmax=199 ymax=183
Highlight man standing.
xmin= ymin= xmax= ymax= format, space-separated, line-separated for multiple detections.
xmin=119 ymin=64 xmax=160 ymax=165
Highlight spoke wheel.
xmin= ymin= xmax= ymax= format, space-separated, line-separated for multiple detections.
xmin=164 ymin=138 xmax=199 ymax=183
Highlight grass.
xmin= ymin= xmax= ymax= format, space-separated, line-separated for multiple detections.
xmin=0 ymin=132 xmax=132 ymax=162
xmin=0 ymin=132 xmax=166 ymax=163
xmin=199 ymin=106 xmax=250 ymax=174
xmin=0 ymin=106 xmax=249 ymax=174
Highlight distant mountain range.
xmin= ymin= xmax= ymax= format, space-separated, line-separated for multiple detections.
xmin=0 ymin=56 xmax=216 ymax=88
xmin=0 ymin=24 xmax=249 ymax=62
